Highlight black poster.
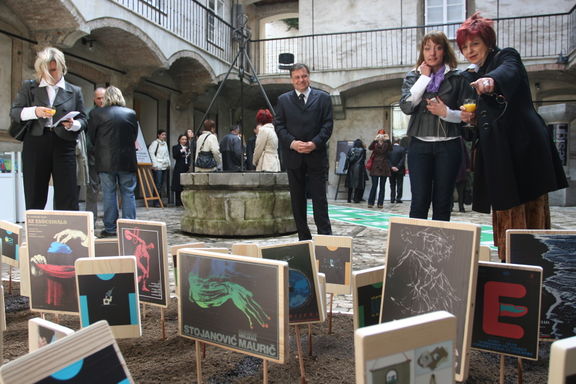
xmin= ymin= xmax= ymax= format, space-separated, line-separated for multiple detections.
xmin=36 ymin=345 xmax=129 ymax=383
xmin=26 ymin=212 xmax=92 ymax=313
xmin=0 ymin=226 xmax=19 ymax=264
xmin=179 ymin=254 xmax=282 ymax=361
xmin=315 ymin=246 xmax=349 ymax=285
xmin=261 ymin=243 xmax=321 ymax=324
xmin=118 ymin=225 xmax=166 ymax=306
xmin=508 ymin=232 xmax=576 ymax=339
xmin=78 ymin=273 xmax=138 ymax=328
xmin=357 ymin=282 xmax=382 ymax=328
xmin=471 ymin=263 xmax=541 ymax=359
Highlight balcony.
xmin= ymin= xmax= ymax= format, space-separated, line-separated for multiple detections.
xmin=251 ymin=5 xmax=576 ymax=75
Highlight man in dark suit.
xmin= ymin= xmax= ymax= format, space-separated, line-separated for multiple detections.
xmin=10 ymin=47 xmax=87 ymax=211
xmin=274 ymin=63 xmax=333 ymax=240
xmin=388 ymin=139 xmax=407 ymax=203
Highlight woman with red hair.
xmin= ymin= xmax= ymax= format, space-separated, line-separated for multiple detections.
xmin=253 ymin=109 xmax=281 ymax=171
xmin=457 ymin=13 xmax=567 ymax=260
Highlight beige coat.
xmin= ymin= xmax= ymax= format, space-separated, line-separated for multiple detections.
xmin=195 ymin=131 xmax=222 ymax=172
xmin=253 ymin=123 xmax=280 ymax=172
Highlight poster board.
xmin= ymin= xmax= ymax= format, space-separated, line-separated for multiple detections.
xmin=136 ymin=122 xmax=152 ymax=166
xmin=19 ymin=243 xmax=30 ymax=297
xmin=381 ymin=217 xmax=480 ymax=382
xmin=479 ymin=245 xmax=492 ymax=261
xmin=25 ymin=210 xmax=94 ymax=315
xmin=231 ymin=243 xmax=259 ymax=258
xmin=178 ymin=249 xmax=289 ymax=363
xmin=548 ymin=336 xmax=576 ymax=384
xmin=0 ymin=285 xmax=5 ymax=332
xmin=318 ymin=272 xmax=327 ymax=319
xmin=352 ymin=266 xmax=385 ymax=330
xmin=0 ymin=321 xmax=133 ymax=384
xmin=335 ymin=140 xmax=354 ymax=175
xmin=471 ymin=261 xmax=542 ymax=360
xmin=117 ymin=219 xmax=169 ymax=308
xmin=28 ymin=318 xmax=74 ymax=352
xmin=0 ymin=220 xmax=22 ymax=268
xmin=507 ymin=230 xmax=576 ymax=340
xmin=259 ymin=241 xmax=325 ymax=324
xmin=355 ymin=311 xmax=456 ymax=384
xmin=94 ymin=238 xmax=119 ymax=257
xmin=313 ymin=235 xmax=353 ymax=295
xmin=75 ymin=256 xmax=141 ymax=339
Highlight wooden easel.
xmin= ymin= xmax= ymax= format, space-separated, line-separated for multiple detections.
xmin=137 ymin=165 xmax=163 ymax=208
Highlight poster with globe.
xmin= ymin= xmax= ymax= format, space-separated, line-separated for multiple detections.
xmin=259 ymin=241 xmax=324 ymax=324
xmin=25 ymin=210 xmax=95 ymax=315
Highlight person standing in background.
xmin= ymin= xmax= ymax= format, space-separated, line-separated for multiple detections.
xmin=253 ymin=109 xmax=281 ymax=172
xmin=367 ymin=130 xmax=392 ymax=208
xmin=245 ymin=125 xmax=257 ymax=171
xmin=85 ymin=87 xmax=106 ymax=222
xmin=195 ymin=119 xmax=222 ymax=172
xmin=388 ymin=139 xmax=407 ymax=203
xmin=148 ymin=130 xmax=170 ymax=206
xmin=219 ymin=125 xmax=243 ymax=171
xmin=10 ymin=47 xmax=87 ymax=210
xmin=172 ymin=134 xmax=191 ymax=206
xmin=274 ymin=63 xmax=333 ymax=241
xmin=185 ymin=129 xmax=196 ymax=172
xmin=344 ymin=139 xmax=367 ymax=203
xmin=88 ymin=86 xmax=138 ymax=238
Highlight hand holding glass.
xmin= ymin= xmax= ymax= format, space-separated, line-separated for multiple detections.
xmin=462 ymin=99 xmax=477 ymax=128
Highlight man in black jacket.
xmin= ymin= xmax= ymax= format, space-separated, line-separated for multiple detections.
xmin=219 ymin=125 xmax=242 ymax=171
xmin=389 ymin=139 xmax=407 ymax=203
xmin=274 ymin=63 xmax=333 ymax=240
xmin=88 ymin=86 xmax=138 ymax=237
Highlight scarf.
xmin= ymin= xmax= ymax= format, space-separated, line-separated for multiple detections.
xmin=426 ymin=65 xmax=446 ymax=93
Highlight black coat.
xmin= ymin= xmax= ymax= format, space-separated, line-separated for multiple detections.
xmin=468 ymin=48 xmax=567 ymax=212
xmin=10 ymin=80 xmax=87 ymax=142
xmin=219 ymin=133 xmax=242 ymax=171
xmin=172 ymin=144 xmax=191 ymax=192
xmin=274 ymin=88 xmax=333 ymax=170
xmin=88 ymin=105 xmax=138 ymax=173
xmin=388 ymin=144 xmax=407 ymax=172
xmin=344 ymin=147 xmax=367 ymax=189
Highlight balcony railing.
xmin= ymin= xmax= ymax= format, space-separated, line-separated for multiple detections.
xmin=112 ymin=0 xmax=235 ymax=64
xmin=251 ymin=5 xmax=576 ymax=75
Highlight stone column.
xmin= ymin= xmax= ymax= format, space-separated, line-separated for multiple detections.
xmin=538 ymin=103 xmax=576 ymax=206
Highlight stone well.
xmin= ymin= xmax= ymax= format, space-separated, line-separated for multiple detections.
xmin=179 ymin=172 xmax=297 ymax=237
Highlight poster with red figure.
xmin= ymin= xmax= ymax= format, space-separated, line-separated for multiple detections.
xmin=471 ymin=261 xmax=542 ymax=360
xmin=25 ymin=210 xmax=94 ymax=315
xmin=117 ymin=219 xmax=168 ymax=307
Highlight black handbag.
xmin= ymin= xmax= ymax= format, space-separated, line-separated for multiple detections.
xmin=9 ymin=119 xmax=33 ymax=141
xmin=195 ymin=134 xmax=217 ymax=169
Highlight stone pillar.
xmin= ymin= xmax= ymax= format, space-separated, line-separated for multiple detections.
xmin=538 ymin=103 xmax=576 ymax=206
xmin=180 ymin=172 xmax=296 ymax=236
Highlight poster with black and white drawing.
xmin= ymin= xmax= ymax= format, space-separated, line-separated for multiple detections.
xmin=472 ymin=262 xmax=542 ymax=360
xmin=178 ymin=249 xmax=288 ymax=363
xmin=259 ymin=241 xmax=324 ymax=324
xmin=0 ymin=220 xmax=22 ymax=268
xmin=507 ymin=230 xmax=576 ymax=340
xmin=0 ymin=321 xmax=132 ymax=384
xmin=117 ymin=219 xmax=168 ymax=307
xmin=76 ymin=256 xmax=141 ymax=339
xmin=25 ymin=210 xmax=94 ymax=315
xmin=313 ymin=235 xmax=352 ymax=295
xmin=381 ymin=217 xmax=480 ymax=382
xmin=28 ymin=318 xmax=74 ymax=352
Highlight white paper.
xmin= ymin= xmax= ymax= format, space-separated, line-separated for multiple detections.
xmin=53 ymin=111 xmax=80 ymax=127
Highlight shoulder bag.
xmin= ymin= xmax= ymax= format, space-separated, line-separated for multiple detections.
xmin=195 ymin=134 xmax=217 ymax=169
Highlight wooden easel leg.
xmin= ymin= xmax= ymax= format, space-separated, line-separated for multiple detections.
xmin=202 ymin=342 xmax=206 ymax=359
xmin=54 ymin=314 xmax=59 ymax=324
xmin=517 ymin=358 xmax=523 ymax=384
xmin=195 ymin=341 xmax=203 ymax=384
xmin=294 ymin=325 xmax=306 ymax=383
xmin=8 ymin=266 xmax=12 ymax=295
xmin=161 ymin=307 xmax=166 ymax=340
xmin=142 ymin=303 xmax=147 ymax=319
xmin=328 ymin=292 xmax=334 ymax=334
xmin=262 ymin=359 xmax=268 ymax=384
xmin=307 ymin=324 xmax=313 ymax=356
xmin=499 ymin=354 xmax=505 ymax=384
xmin=40 ymin=312 xmax=45 ymax=320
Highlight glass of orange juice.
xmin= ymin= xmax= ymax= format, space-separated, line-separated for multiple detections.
xmin=462 ymin=98 xmax=476 ymax=127
xmin=46 ymin=108 xmax=56 ymax=116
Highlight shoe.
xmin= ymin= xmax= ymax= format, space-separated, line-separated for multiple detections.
xmin=367 ymin=204 xmax=374 ymax=208
xmin=347 ymin=199 xmax=352 ymax=203
xmin=459 ymin=207 xmax=466 ymax=212
xmin=377 ymin=205 xmax=383 ymax=209
xmin=100 ymin=230 xmax=117 ymax=238
xmin=390 ymin=200 xmax=395 ymax=204
xmin=396 ymin=200 xmax=403 ymax=203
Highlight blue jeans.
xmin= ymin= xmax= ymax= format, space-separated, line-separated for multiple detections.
xmin=99 ymin=172 xmax=137 ymax=233
xmin=152 ymin=169 xmax=168 ymax=197
xmin=368 ymin=176 xmax=387 ymax=206
xmin=408 ymin=138 xmax=461 ymax=221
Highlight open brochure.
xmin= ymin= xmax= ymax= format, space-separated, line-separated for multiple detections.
xmin=53 ymin=111 xmax=80 ymax=127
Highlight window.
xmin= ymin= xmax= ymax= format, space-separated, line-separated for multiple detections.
xmin=425 ymin=0 xmax=465 ymax=39
xmin=391 ymin=104 xmax=410 ymax=141
xmin=208 ymin=0 xmax=225 ymax=45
